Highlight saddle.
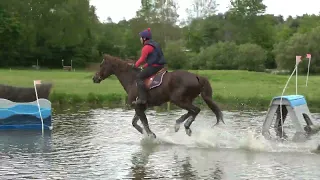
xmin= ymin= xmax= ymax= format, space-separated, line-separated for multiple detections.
xmin=144 ymin=68 xmax=167 ymax=90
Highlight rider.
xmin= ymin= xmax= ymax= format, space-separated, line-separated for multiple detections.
xmin=132 ymin=28 xmax=166 ymax=105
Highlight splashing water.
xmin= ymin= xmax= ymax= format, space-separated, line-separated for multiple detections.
xmin=139 ymin=120 xmax=319 ymax=154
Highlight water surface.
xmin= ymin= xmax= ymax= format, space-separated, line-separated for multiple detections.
xmin=0 ymin=109 xmax=320 ymax=180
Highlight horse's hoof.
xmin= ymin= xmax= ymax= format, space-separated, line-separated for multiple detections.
xmin=174 ymin=123 xmax=180 ymax=132
xmin=185 ymin=128 xmax=192 ymax=136
xmin=149 ymin=132 xmax=156 ymax=139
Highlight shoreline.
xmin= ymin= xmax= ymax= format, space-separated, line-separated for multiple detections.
xmin=49 ymin=92 xmax=320 ymax=113
xmin=1 ymin=69 xmax=319 ymax=113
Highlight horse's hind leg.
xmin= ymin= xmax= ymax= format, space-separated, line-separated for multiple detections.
xmin=132 ymin=113 xmax=143 ymax=134
xmin=135 ymin=105 xmax=156 ymax=138
xmin=174 ymin=112 xmax=191 ymax=132
xmin=171 ymin=100 xmax=200 ymax=136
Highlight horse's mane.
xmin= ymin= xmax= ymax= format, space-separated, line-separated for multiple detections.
xmin=103 ymin=54 xmax=137 ymax=72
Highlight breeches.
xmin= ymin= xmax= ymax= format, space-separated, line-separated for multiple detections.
xmin=136 ymin=65 xmax=164 ymax=87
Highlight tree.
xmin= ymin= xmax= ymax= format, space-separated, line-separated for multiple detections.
xmin=163 ymin=40 xmax=188 ymax=69
xmin=273 ymin=26 xmax=320 ymax=73
xmin=237 ymin=43 xmax=267 ymax=71
xmin=229 ymin=0 xmax=266 ymax=17
xmin=186 ymin=0 xmax=218 ymax=20
xmin=0 ymin=8 xmax=23 ymax=66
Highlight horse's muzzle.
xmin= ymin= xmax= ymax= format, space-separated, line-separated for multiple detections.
xmin=92 ymin=76 xmax=101 ymax=83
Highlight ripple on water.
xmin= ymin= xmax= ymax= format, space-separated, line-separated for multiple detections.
xmin=0 ymin=109 xmax=320 ymax=179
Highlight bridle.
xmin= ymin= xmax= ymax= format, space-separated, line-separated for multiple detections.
xmin=95 ymin=58 xmax=105 ymax=81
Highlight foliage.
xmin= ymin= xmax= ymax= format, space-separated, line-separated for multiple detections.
xmin=1 ymin=69 xmax=320 ymax=111
xmin=237 ymin=43 xmax=266 ymax=71
xmin=273 ymin=26 xmax=320 ymax=73
xmin=1 ymin=0 xmax=320 ymax=73
xmin=195 ymin=42 xmax=239 ymax=70
xmin=163 ymin=41 xmax=188 ymax=69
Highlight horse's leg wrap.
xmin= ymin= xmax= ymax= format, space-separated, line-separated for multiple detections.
xmin=132 ymin=113 xmax=143 ymax=134
xmin=174 ymin=112 xmax=192 ymax=132
xmin=184 ymin=106 xmax=200 ymax=129
xmin=171 ymin=99 xmax=201 ymax=136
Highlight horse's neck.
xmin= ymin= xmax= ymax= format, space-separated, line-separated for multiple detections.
xmin=113 ymin=65 xmax=137 ymax=94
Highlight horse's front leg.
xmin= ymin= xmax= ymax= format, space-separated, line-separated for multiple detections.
xmin=128 ymin=90 xmax=145 ymax=134
xmin=135 ymin=105 xmax=156 ymax=138
xmin=132 ymin=113 xmax=143 ymax=134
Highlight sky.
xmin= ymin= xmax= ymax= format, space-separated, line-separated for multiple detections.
xmin=90 ymin=0 xmax=320 ymax=23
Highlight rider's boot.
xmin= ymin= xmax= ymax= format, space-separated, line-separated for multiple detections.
xmin=133 ymin=80 xmax=147 ymax=105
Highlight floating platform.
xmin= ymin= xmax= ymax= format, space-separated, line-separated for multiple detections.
xmin=262 ymin=95 xmax=320 ymax=141
xmin=0 ymin=98 xmax=52 ymax=130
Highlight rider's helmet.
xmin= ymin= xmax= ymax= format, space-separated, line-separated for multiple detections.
xmin=139 ymin=28 xmax=152 ymax=40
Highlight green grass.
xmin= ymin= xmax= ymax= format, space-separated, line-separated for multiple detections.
xmin=1 ymin=69 xmax=319 ymax=111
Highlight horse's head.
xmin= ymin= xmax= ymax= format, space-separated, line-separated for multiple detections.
xmin=92 ymin=55 xmax=114 ymax=83
xmin=92 ymin=54 xmax=139 ymax=83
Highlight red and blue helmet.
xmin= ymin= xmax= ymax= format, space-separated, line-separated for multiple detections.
xmin=139 ymin=28 xmax=152 ymax=39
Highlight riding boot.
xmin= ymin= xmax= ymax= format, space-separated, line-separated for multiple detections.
xmin=134 ymin=80 xmax=147 ymax=105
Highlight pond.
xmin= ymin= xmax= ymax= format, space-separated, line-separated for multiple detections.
xmin=0 ymin=109 xmax=320 ymax=179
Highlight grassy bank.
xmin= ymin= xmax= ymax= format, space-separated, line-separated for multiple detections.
xmin=1 ymin=69 xmax=320 ymax=111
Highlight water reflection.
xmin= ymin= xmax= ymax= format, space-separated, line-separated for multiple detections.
xmin=128 ymin=143 xmax=226 ymax=180
xmin=0 ymin=130 xmax=52 ymax=154
xmin=129 ymin=143 xmax=158 ymax=179
xmin=53 ymin=110 xmax=95 ymax=138
xmin=174 ymin=155 xmax=198 ymax=180
xmin=210 ymin=164 xmax=223 ymax=180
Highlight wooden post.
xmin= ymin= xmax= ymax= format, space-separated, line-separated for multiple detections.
xmin=166 ymin=64 xmax=170 ymax=111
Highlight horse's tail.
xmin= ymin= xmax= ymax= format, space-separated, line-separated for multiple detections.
xmin=197 ymin=76 xmax=224 ymax=126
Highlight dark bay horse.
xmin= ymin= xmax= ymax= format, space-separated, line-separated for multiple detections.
xmin=92 ymin=54 xmax=224 ymax=138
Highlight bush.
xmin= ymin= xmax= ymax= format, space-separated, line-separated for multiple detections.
xmin=195 ymin=41 xmax=239 ymax=70
xmin=192 ymin=41 xmax=267 ymax=71
xmin=273 ymin=33 xmax=308 ymax=71
xmin=184 ymin=51 xmax=198 ymax=69
xmin=273 ymin=26 xmax=320 ymax=74
xmin=164 ymin=41 xmax=188 ymax=69
xmin=237 ymin=43 xmax=267 ymax=71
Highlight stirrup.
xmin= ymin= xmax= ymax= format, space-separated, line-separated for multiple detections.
xmin=132 ymin=97 xmax=147 ymax=105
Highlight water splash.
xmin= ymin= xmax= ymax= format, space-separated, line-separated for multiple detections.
xmin=139 ymin=125 xmax=319 ymax=154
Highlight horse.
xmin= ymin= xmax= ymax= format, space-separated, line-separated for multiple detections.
xmin=92 ymin=54 xmax=224 ymax=138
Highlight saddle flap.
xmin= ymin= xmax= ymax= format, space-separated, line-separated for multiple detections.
xmin=144 ymin=68 xmax=167 ymax=89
